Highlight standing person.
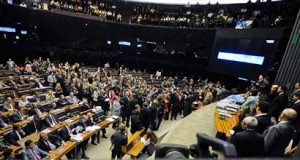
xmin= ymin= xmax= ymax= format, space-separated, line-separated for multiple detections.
xmin=92 ymin=87 xmax=100 ymax=107
xmin=270 ymin=86 xmax=288 ymax=120
xmin=130 ymin=110 xmax=144 ymax=134
xmin=121 ymin=91 xmax=130 ymax=127
xmin=291 ymin=92 xmax=300 ymax=147
xmin=264 ymin=109 xmax=297 ymax=157
xmin=170 ymin=91 xmax=180 ymax=120
xmin=110 ymin=125 xmax=128 ymax=160
xmin=230 ymin=116 xmax=264 ymax=157
xmin=149 ymin=99 xmax=159 ymax=130
xmin=112 ymin=96 xmax=121 ymax=129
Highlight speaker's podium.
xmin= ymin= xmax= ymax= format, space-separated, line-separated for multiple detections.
xmin=214 ymin=97 xmax=242 ymax=138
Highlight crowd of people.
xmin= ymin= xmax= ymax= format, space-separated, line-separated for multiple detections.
xmin=0 ymin=57 xmax=232 ymax=159
xmin=4 ymin=0 xmax=122 ymax=22
xmin=0 ymin=55 xmax=299 ymax=159
xmin=130 ymin=0 xmax=299 ymax=28
xmin=226 ymin=74 xmax=300 ymax=157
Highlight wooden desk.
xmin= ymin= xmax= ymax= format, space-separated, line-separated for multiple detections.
xmin=127 ymin=134 xmax=148 ymax=157
xmin=18 ymin=132 xmax=40 ymax=148
xmin=49 ymin=141 xmax=77 ymax=160
xmin=214 ymin=111 xmax=239 ymax=137
xmin=126 ymin=129 xmax=148 ymax=157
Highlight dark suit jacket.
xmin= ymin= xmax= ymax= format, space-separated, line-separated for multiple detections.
xmin=110 ymin=131 xmax=127 ymax=152
xmin=255 ymin=114 xmax=271 ymax=134
xmin=57 ymin=98 xmax=69 ymax=107
xmin=24 ymin=119 xmax=43 ymax=135
xmin=264 ymin=122 xmax=295 ymax=157
xmin=8 ymin=130 xmax=25 ymax=146
xmin=271 ymin=92 xmax=288 ymax=119
xmin=130 ymin=115 xmax=143 ymax=134
xmin=11 ymin=111 xmax=25 ymax=123
xmin=44 ymin=114 xmax=59 ymax=127
xmin=0 ymin=116 xmax=11 ymax=128
xmin=291 ymin=102 xmax=300 ymax=131
xmin=140 ymin=107 xmax=151 ymax=128
xmin=37 ymin=134 xmax=63 ymax=153
xmin=29 ymin=96 xmax=41 ymax=103
xmin=27 ymin=107 xmax=40 ymax=116
xmin=230 ymin=130 xmax=264 ymax=157
xmin=60 ymin=126 xmax=72 ymax=141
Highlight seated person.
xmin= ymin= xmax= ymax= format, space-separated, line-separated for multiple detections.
xmin=3 ymin=97 xmax=15 ymax=111
xmin=7 ymin=90 xmax=19 ymax=99
xmin=50 ymin=102 xmax=60 ymax=110
xmin=29 ymin=92 xmax=42 ymax=103
xmin=22 ymin=140 xmax=49 ymax=160
xmin=37 ymin=132 xmax=65 ymax=153
xmin=66 ymin=92 xmax=80 ymax=104
xmin=0 ymin=111 xmax=11 ymax=128
xmin=18 ymin=95 xmax=30 ymax=108
xmin=230 ymin=116 xmax=264 ymax=157
xmin=45 ymin=90 xmax=56 ymax=102
xmin=44 ymin=110 xmax=59 ymax=127
xmin=5 ymin=76 xmax=18 ymax=89
xmin=59 ymin=122 xmax=77 ymax=159
xmin=3 ymin=148 xmax=16 ymax=160
xmin=28 ymin=103 xmax=43 ymax=118
xmin=81 ymin=99 xmax=92 ymax=111
xmin=57 ymin=95 xmax=69 ymax=107
xmin=75 ymin=115 xmax=90 ymax=159
xmin=24 ymin=115 xmax=43 ymax=135
xmin=11 ymin=107 xmax=26 ymax=122
xmin=8 ymin=125 xmax=26 ymax=146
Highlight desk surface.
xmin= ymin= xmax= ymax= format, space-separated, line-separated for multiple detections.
xmin=127 ymin=134 xmax=148 ymax=157
xmin=49 ymin=141 xmax=77 ymax=160
xmin=214 ymin=111 xmax=239 ymax=137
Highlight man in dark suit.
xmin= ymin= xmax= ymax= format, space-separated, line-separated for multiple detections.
xmin=230 ymin=116 xmax=264 ymax=157
xmin=37 ymin=132 xmax=64 ymax=153
xmin=291 ymin=92 xmax=300 ymax=147
xmin=11 ymin=107 xmax=26 ymax=123
xmin=27 ymin=103 xmax=43 ymax=118
xmin=140 ymin=105 xmax=151 ymax=133
xmin=81 ymin=99 xmax=92 ymax=112
xmin=75 ymin=115 xmax=90 ymax=159
xmin=120 ymin=91 xmax=130 ymax=127
xmin=264 ymin=108 xmax=297 ymax=157
xmin=267 ymin=85 xmax=279 ymax=103
xmin=57 ymin=95 xmax=69 ymax=108
xmin=270 ymin=86 xmax=288 ymax=120
xmin=44 ymin=110 xmax=59 ymax=127
xmin=8 ymin=125 xmax=26 ymax=146
xmin=0 ymin=111 xmax=11 ymax=128
xmin=130 ymin=110 xmax=144 ymax=134
xmin=29 ymin=92 xmax=42 ymax=103
xmin=255 ymin=100 xmax=271 ymax=134
xmin=110 ymin=124 xmax=128 ymax=160
xmin=24 ymin=115 xmax=43 ymax=135
xmin=170 ymin=91 xmax=180 ymax=120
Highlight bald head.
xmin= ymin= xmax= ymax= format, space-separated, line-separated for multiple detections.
xmin=280 ymin=108 xmax=297 ymax=122
xmin=242 ymin=116 xmax=258 ymax=130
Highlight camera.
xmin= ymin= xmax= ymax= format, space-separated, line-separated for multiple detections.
xmin=155 ymin=133 xmax=237 ymax=159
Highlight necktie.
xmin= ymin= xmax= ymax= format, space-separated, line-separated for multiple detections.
xmin=33 ymin=120 xmax=37 ymax=132
xmin=31 ymin=149 xmax=41 ymax=160
xmin=0 ymin=118 xmax=7 ymax=127
xmin=51 ymin=115 xmax=57 ymax=125
xmin=16 ymin=131 xmax=22 ymax=140
xmin=46 ymin=140 xmax=55 ymax=151
xmin=19 ymin=112 xmax=23 ymax=119
xmin=35 ymin=108 xmax=42 ymax=116
xmin=66 ymin=126 xmax=71 ymax=133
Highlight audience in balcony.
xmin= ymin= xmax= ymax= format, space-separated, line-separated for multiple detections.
xmin=130 ymin=1 xmax=299 ymax=28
